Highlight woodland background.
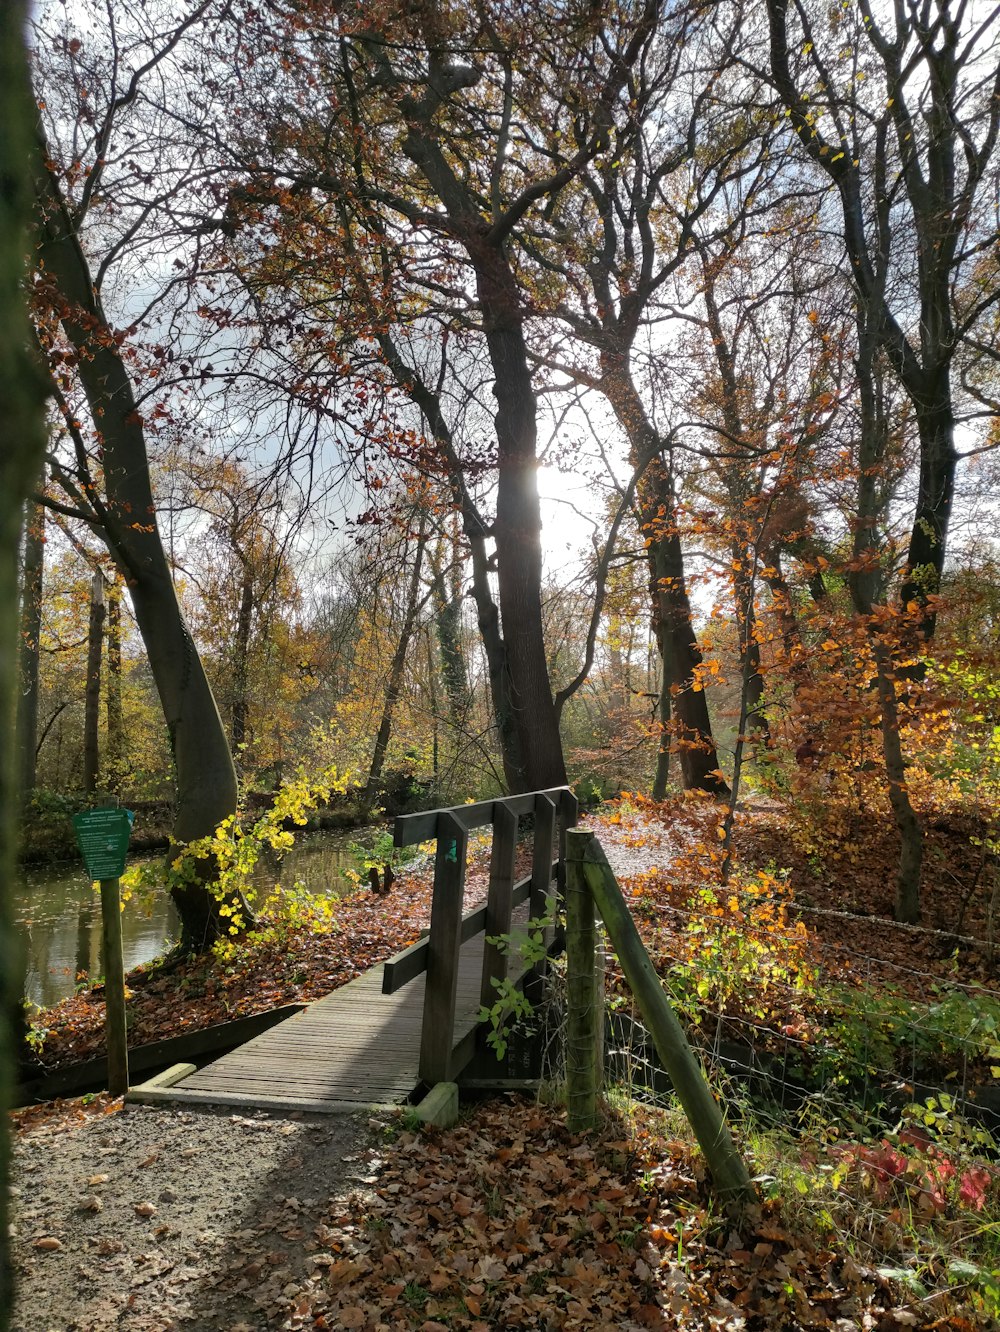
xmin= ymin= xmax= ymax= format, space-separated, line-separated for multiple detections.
xmin=4 ymin=0 xmax=1000 ymax=1326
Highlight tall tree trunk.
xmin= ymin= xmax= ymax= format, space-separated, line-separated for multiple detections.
xmin=600 ymin=357 xmax=726 ymax=794
xmin=645 ymin=475 xmax=728 ymax=796
xmin=105 ymin=575 xmax=125 ymax=791
xmin=428 ymin=535 xmax=470 ymax=729
xmin=230 ymin=566 xmax=254 ymax=756
xmin=476 ymin=248 xmax=568 ymax=792
xmin=83 ymin=571 xmax=105 ymax=794
xmin=732 ymin=557 xmax=769 ymax=743
xmin=699 ymin=263 xmax=772 ymax=744
xmin=1 ymin=7 xmax=51 ymax=1321
xmin=32 ymin=149 xmax=242 ymax=951
xmin=899 ymin=386 xmax=956 ymax=641
xmin=373 ymin=329 xmax=528 ymax=788
xmin=849 ymin=322 xmax=923 ymax=922
xmin=15 ymin=481 xmax=44 ymax=805
xmin=362 ymin=531 xmax=428 ymax=812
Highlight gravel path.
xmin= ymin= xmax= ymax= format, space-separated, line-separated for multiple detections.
xmin=11 ymin=1102 xmax=384 ymax=1331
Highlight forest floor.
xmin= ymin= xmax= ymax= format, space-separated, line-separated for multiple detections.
xmin=11 ymin=795 xmax=1000 ymax=1329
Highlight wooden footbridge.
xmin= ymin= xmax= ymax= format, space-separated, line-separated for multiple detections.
xmin=130 ymin=789 xmax=577 ymax=1114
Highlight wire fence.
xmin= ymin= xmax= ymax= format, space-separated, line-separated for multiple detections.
xmin=527 ymin=872 xmax=1000 ymax=1257
xmin=589 ymin=878 xmax=1000 ymax=1127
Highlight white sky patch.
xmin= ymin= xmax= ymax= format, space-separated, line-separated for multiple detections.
xmin=537 ymin=462 xmax=607 ymax=574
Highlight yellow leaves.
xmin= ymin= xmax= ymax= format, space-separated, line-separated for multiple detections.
xmin=820 ymin=640 xmax=839 ymax=652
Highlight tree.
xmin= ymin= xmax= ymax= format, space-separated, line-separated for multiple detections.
xmin=29 ymin=4 xmax=244 ymax=949
xmin=1 ymin=3 xmax=51 ymax=1323
xmin=764 ymin=0 xmax=1000 ymax=642
xmin=214 ymin=0 xmax=674 ymax=792
xmin=15 ymin=475 xmax=45 ymax=804
xmin=173 ymin=455 xmax=315 ymax=781
xmin=360 ymin=511 xmax=430 ymax=812
xmin=526 ymin=7 xmax=760 ymax=794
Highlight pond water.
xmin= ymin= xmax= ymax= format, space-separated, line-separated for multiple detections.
xmin=15 ymin=826 xmax=376 ymax=1009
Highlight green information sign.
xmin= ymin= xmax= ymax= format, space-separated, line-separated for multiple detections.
xmin=72 ymin=807 xmax=135 ymax=880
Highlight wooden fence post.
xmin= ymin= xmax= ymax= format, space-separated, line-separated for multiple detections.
xmin=480 ymin=803 xmax=518 ymax=1010
xmin=566 ymin=829 xmax=755 ymax=1211
xmin=419 ymin=812 xmax=468 ymax=1086
xmin=565 ymin=835 xmax=598 ymax=1131
xmin=523 ymin=793 xmax=557 ymax=1007
xmin=99 ymin=875 xmax=128 ymax=1097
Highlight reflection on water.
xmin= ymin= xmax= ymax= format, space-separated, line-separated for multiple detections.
xmin=15 ymin=827 xmax=370 ymax=1008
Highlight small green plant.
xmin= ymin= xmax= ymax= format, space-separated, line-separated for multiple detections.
xmin=21 ymin=1000 xmax=50 ymax=1054
xmin=340 ymin=828 xmax=422 ymax=889
xmin=572 ymin=774 xmax=605 ymax=807
xmin=402 ymin=1281 xmax=429 ymax=1310
xmin=477 ymin=908 xmax=553 ymax=1059
xmin=664 ymin=867 xmax=818 ymax=1030
xmin=812 ymin=981 xmax=1000 ymax=1089
xmin=122 ymin=760 xmax=352 ymax=956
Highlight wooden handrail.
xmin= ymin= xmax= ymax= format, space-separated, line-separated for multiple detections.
xmin=384 ymin=787 xmax=577 ymax=1086
xmin=392 ymin=786 xmax=572 ymax=847
xmin=381 ymin=870 xmax=538 ymax=994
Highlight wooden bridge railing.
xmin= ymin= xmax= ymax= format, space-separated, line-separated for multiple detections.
xmin=383 ymin=787 xmax=578 ymax=1085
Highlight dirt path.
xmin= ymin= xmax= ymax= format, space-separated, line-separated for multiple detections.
xmin=11 ymin=1101 xmax=384 ymax=1331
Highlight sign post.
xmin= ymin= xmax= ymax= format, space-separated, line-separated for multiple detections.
xmin=72 ymin=805 xmax=134 ymax=1097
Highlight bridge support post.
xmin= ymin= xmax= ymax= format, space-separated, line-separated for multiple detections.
xmin=480 ymin=804 xmax=518 ymax=1010
xmin=419 ymin=812 xmax=467 ymax=1085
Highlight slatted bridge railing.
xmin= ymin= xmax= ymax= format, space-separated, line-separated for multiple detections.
xmin=382 ymin=787 xmax=578 ymax=1086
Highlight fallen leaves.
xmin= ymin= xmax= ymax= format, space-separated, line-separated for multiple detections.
xmin=261 ymin=1096 xmax=926 ymax=1330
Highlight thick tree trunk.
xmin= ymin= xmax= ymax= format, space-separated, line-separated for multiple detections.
xmin=477 ymin=248 xmax=568 ymax=792
xmin=83 ymin=571 xmax=105 ymax=794
xmin=32 ymin=152 xmax=242 ymax=951
xmin=15 ymin=483 xmax=44 ymax=804
xmin=899 ymin=387 xmax=957 ymax=639
xmin=599 ymin=359 xmax=726 ymax=795
xmin=646 ymin=484 xmax=728 ymax=796
xmin=1 ymin=8 xmax=51 ymax=1321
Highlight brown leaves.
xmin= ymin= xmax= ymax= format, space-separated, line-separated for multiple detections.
xmin=286 ymin=1096 xmax=920 ymax=1329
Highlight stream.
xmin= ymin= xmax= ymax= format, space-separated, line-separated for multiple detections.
xmin=15 ymin=826 xmax=374 ymax=1008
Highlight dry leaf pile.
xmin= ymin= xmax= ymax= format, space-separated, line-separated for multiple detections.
xmin=268 ymin=1097 xmax=955 ymax=1331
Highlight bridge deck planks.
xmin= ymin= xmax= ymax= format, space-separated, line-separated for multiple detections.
xmin=137 ymin=907 xmax=528 ymax=1113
